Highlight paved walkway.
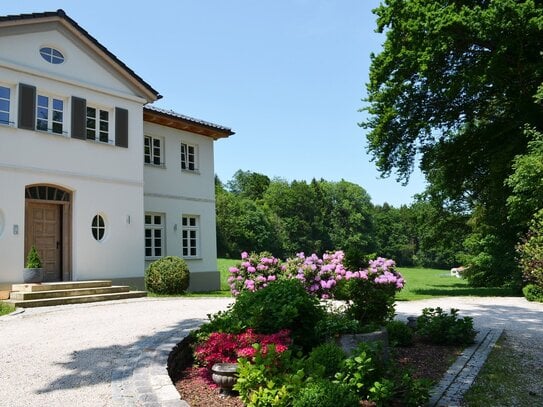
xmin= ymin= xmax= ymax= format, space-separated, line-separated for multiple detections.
xmin=0 ymin=296 xmax=541 ymax=406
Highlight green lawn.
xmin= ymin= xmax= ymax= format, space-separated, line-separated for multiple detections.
xmin=217 ymin=259 xmax=519 ymax=300
xmin=0 ymin=302 xmax=15 ymax=316
xmin=396 ymin=267 xmax=519 ymax=301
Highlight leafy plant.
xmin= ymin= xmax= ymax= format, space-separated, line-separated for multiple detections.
xmin=333 ymin=343 xmax=382 ymax=396
xmin=304 ymin=342 xmax=346 ymax=379
xmin=517 ymin=208 xmax=543 ymax=292
xmin=386 ymin=320 xmax=413 ymax=347
xmin=25 ymin=245 xmax=42 ymax=268
xmin=144 ymin=256 xmax=190 ymax=295
xmin=234 ymin=344 xmax=307 ymax=407
xmin=416 ymin=307 xmax=476 ymax=345
xmin=229 ymin=279 xmax=324 ymax=351
xmin=315 ymin=307 xmax=361 ymax=341
xmin=522 ymin=284 xmax=543 ymax=303
xmin=292 ymin=379 xmax=359 ymax=407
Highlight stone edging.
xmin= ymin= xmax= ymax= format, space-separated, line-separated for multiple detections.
xmin=428 ymin=327 xmax=504 ymax=407
xmin=111 ymin=330 xmax=190 ymax=407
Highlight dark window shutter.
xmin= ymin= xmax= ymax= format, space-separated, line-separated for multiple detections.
xmin=18 ymin=83 xmax=36 ymax=130
xmin=115 ymin=107 xmax=128 ymax=148
xmin=71 ymin=97 xmax=86 ymax=140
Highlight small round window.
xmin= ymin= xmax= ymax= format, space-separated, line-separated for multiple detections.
xmin=91 ymin=214 xmax=106 ymax=241
xmin=40 ymin=47 xmax=65 ymax=64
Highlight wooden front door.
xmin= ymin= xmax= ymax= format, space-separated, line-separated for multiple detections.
xmin=25 ymin=202 xmax=62 ymax=282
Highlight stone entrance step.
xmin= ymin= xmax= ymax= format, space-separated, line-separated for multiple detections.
xmin=6 ymin=280 xmax=146 ymax=308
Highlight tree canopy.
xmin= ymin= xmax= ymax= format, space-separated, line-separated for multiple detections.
xmin=363 ymin=0 xmax=543 ymax=286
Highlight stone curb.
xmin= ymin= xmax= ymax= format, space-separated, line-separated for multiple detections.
xmin=428 ymin=327 xmax=504 ymax=407
xmin=111 ymin=330 xmax=191 ymax=407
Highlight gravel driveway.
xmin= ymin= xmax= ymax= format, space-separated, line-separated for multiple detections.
xmin=0 ymin=296 xmax=541 ymax=406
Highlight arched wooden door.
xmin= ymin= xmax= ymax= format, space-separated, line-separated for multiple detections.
xmin=25 ymin=185 xmax=72 ymax=282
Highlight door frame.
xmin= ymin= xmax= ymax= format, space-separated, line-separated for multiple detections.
xmin=24 ymin=185 xmax=72 ymax=282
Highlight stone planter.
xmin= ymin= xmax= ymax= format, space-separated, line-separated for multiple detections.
xmin=337 ymin=327 xmax=389 ymax=362
xmin=23 ymin=268 xmax=43 ymax=283
xmin=211 ymin=362 xmax=238 ymax=394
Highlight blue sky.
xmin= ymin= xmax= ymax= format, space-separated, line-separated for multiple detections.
xmin=4 ymin=1 xmax=426 ymax=206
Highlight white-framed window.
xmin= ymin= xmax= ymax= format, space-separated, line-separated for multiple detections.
xmin=145 ymin=213 xmax=164 ymax=259
xmin=86 ymin=106 xmax=110 ymax=143
xmin=91 ymin=214 xmax=106 ymax=242
xmin=181 ymin=215 xmax=199 ymax=258
xmin=144 ymin=135 xmax=163 ymax=166
xmin=181 ymin=142 xmax=198 ymax=172
xmin=36 ymin=94 xmax=64 ymax=134
xmin=0 ymin=85 xmax=11 ymax=125
xmin=39 ymin=47 xmax=65 ymax=64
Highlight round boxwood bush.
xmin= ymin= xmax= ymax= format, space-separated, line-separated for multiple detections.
xmin=386 ymin=320 xmax=414 ymax=347
xmin=145 ymin=256 xmax=190 ymax=295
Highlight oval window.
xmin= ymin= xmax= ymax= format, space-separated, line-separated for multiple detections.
xmin=91 ymin=214 xmax=106 ymax=241
xmin=40 ymin=47 xmax=65 ymax=64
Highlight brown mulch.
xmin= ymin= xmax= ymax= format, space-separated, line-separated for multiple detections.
xmin=174 ymin=338 xmax=463 ymax=407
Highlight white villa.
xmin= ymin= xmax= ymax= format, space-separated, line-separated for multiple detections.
xmin=0 ymin=9 xmax=234 ymax=297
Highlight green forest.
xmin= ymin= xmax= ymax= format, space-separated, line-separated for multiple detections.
xmin=217 ymin=1 xmax=543 ymax=297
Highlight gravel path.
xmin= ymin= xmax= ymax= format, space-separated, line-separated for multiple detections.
xmin=0 ymin=296 xmax=541 ymax=406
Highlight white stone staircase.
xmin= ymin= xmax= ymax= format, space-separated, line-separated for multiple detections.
xmin=6 ymin=280 xmax=147 ymax=308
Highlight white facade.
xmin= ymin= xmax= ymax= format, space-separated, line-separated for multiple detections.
xmin=0 ymin=10 xmax=233 ymax=292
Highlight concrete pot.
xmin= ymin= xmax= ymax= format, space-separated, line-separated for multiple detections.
xmin=211 ymin=363 xmax=238 ymax=394
xmin=23 ymin=268 xmax=44 ymax=283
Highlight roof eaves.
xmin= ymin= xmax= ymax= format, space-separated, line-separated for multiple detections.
xmin=0 ymin=9 xmax=162 ymax=101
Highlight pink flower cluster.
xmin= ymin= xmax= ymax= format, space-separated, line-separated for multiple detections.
xmin=228 ymin=250 xmax=405 ymax=298
xmin=368 ymin=257 xmax=405 ymax=289
xmin=227 ymin=251 xmax=282 ymax=295
xmin=284 ymin=251 xmax=346 ymax=299
xmin=194 ymin=328 xmax=291 ymax=368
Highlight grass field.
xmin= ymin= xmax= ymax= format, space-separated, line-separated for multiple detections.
xmin=218 ymin=258 xmax=519 ymax=300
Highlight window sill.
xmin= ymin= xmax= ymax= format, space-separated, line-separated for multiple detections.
xmin=182 ymin=256 xmax=202 ymax=261
xmin=145 ymin=163 xmax=167 ymax=169
xmin=36 ymin=129 xmax=69 ymax=138
xmin=181 ymin=169 xmax=200 ymax=175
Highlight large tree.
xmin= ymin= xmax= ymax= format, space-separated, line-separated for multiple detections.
xmin=363 ymin=0 xmax=543 ymax=286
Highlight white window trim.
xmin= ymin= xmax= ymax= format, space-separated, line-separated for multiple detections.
xmin=145 ymin=212 xmax=165 ymax=260
xmin=181 ymin=142 xmax=199 ymax=173
xmin=181 ymin=215 xmax=200 ymax=259
xmin=144 ymin=135 xmax=165 ymax=167
xmin=86 ymin=105 xmax=113 ymax=145
xmin=91 ymin=214 xmax=107 ymax=242
xmin=36 ymin=92 xmax=66 ymax=136
xmin=0 ymin=83 xmax=14 ymax=127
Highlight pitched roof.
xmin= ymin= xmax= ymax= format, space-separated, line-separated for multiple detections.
xmin=0 ymin=9 xmax=161 ymax=102
xmin=144 ymin=105 xmax=234 ymax=140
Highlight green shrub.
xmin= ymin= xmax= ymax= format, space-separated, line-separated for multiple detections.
xmin=416 ymin=307 xmax=476 ymax=345
xmin=315 ymin=308 xmax=360 ymax=341
xmin=386 ymin=320 xmax=414 ymax=347
xmin=293 ymin=380 xmax=359 ymax=407
xmin=230 ymin=279 xmax=324 ymax=351
xmin=518 ymin=209 xmax=543 ymax=290
xmin=234 ymin=345 xmax=307 ymax=407
xmin=305 ymin=342 xmax=346 ymax=379
xmin=334 ymin=342 xmax=384 ymax=397
xmin=144 ymin=256 xmax=190 ymax=295
xmin=523 ymin=284 xmax=543 ymax=302
xmin=25 ymin=245 xmax=42 ymax=268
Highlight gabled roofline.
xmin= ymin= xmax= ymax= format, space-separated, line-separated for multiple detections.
xmin=144 ymin=105 xmax=235 ymax=140
xmin=0 ymin=9 xmax=162 ymax=102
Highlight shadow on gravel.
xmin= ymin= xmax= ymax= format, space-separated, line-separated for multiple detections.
xmin=36 ymin=317 xmax=204 ymax=394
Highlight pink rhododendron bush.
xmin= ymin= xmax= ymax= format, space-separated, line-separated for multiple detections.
xmin=228 ymin=250 xmax=404 ymax=326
